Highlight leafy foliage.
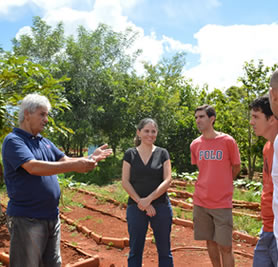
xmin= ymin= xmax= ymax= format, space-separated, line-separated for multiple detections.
xmin=0 ymin=54 xmax=70 ymax=140
xmin=1 ymin=16 xmax=277 ymax=179
xmin=12 ymin=16 xmax=65 ymax=66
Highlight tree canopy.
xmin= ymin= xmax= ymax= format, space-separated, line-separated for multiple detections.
xmin=1 ymin=16 xmax=278 ymax=179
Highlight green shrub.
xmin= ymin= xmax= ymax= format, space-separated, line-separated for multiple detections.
xmin=66 ymin=156 xmax=122 ymax=185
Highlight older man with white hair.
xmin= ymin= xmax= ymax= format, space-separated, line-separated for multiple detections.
xmin=2 ymin=93 xmax=112 ymax=267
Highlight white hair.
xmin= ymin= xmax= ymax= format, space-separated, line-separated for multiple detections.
xmin=18 ymin=93 xmax=51 ymax=124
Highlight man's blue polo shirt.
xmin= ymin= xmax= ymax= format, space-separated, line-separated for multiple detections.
xmin=2 ymin=128 xmax=65 ymax=219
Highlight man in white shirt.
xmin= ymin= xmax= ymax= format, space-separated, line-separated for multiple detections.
xmin=268 ymin=69 xmax=278 ymax=252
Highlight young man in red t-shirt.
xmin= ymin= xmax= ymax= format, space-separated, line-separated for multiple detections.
xmin=250 ymin=96 xmax=278 ymax=267
xmin=190 ymin=104 xmax=241 ymax=267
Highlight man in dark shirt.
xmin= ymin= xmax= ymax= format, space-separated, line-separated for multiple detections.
xmin=2 ymin=93 xmax=112 ymax=267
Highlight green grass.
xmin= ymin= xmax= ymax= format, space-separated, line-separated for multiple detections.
xmin=70 ymin=232 xmax=78 ymax=237
xmin=233 ymin=214 xmax=262 ymax=236
xmin=0 ymin=185 xmax=8 ymax=207
xmin=83 ymin=180 xmax=129 ymax=204
xmin=67 ymin=224 xmax=77 ymax=232
xmin=183 ymin=184 xmax=194 ymax=194
xmin=77 ymin=215 xmax=92 ymax=222
xmin=172 ymin=206 xmax=182 ymax=218
xmin=233 ymin=187 xmax=261 ymax=203
xmin=174 ymin=181 xmax=261 ymax=203
xmin=60 ymin=189 xmax=84 ymax=209
xmin=71 ymin=241 xmax=78 ymax=246
xmin=172 ymin=206 xmax=193 ymax=220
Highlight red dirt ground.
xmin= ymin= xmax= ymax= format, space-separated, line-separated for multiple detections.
xmin=0 ymin=189 xmax=256 ymax=266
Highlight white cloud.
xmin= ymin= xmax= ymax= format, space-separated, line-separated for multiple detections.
xmin=131 ymin=32 xmax=164 ymax=74
xmin=40 ymin=0 xmax=138 ymax=36
xmin=15 ymin=26 xmax=32 ymax=39
xmin=162 ymin=36 xmax=198 ymax=54
xmin=43 ymin=8 xmax=92 ymax=36
xmin=0 ymin=0 xmax=29 ymax=15
xmin=186 ymin=24 xmax=278 ymax=90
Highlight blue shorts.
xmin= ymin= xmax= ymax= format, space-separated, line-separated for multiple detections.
xmin=253 ymin=228 xmax=278 ymax=267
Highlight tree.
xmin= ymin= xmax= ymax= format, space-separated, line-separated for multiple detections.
xmin=56 ymin=24 xmax=141 ymax=156
xmin=12 ymin=16 xmax=65 ymax=67
xmin=126 ymin=52 xmax=200 ymax=173
xmin=11 ymin=17 xmax=142 ymax=156
xmin=0 ymin=54 xmax=70 ymax=141
xmin=237 ymin=59 xmax=277 ymax=179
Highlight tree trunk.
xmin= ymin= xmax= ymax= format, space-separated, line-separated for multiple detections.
xmin=248 ymin=125 xmax=253 ymax=180
xmin=112 ymin=146 xmax=116 ymax=157
xmin=79 ymin=143 xmax=83 ymax=157
xmin=250 ymin=154 xmax=257 ymax=180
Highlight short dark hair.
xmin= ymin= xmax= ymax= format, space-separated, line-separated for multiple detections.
xmin=195 ymin=104 xmax=216 ymax=125
xmin=249 ymin=95 xmax=273 ymax=119
xmin=195 ymin=104 xmax=216 ymax=118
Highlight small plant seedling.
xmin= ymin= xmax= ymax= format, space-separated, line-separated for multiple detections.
xmin=168 ymin=192 xmax=177 ymax=197
xmin=67 ymin=225 xmax=76 ymax=232
xmin=78 ymin=215 xmax=92 ymax=222
xmin=106 ymin=241 xmax=114 ymax=250
xmin=95 ymin=218 xmax=103 ymax=224
xmin=70 ymin=232 xmax=78 ymax=237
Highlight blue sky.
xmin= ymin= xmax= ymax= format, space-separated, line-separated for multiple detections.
xmin=1 ymin=0 xmax=278 ymax=91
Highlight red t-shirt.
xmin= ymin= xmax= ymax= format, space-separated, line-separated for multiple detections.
xmin=261 ymin=141 xmax=274 ymax=232
xmin=190 ymin=133 xmax=241 ymax=209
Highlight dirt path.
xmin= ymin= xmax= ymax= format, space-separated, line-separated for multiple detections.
xmin=0 ymin=189 xmax=256 ymax=266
